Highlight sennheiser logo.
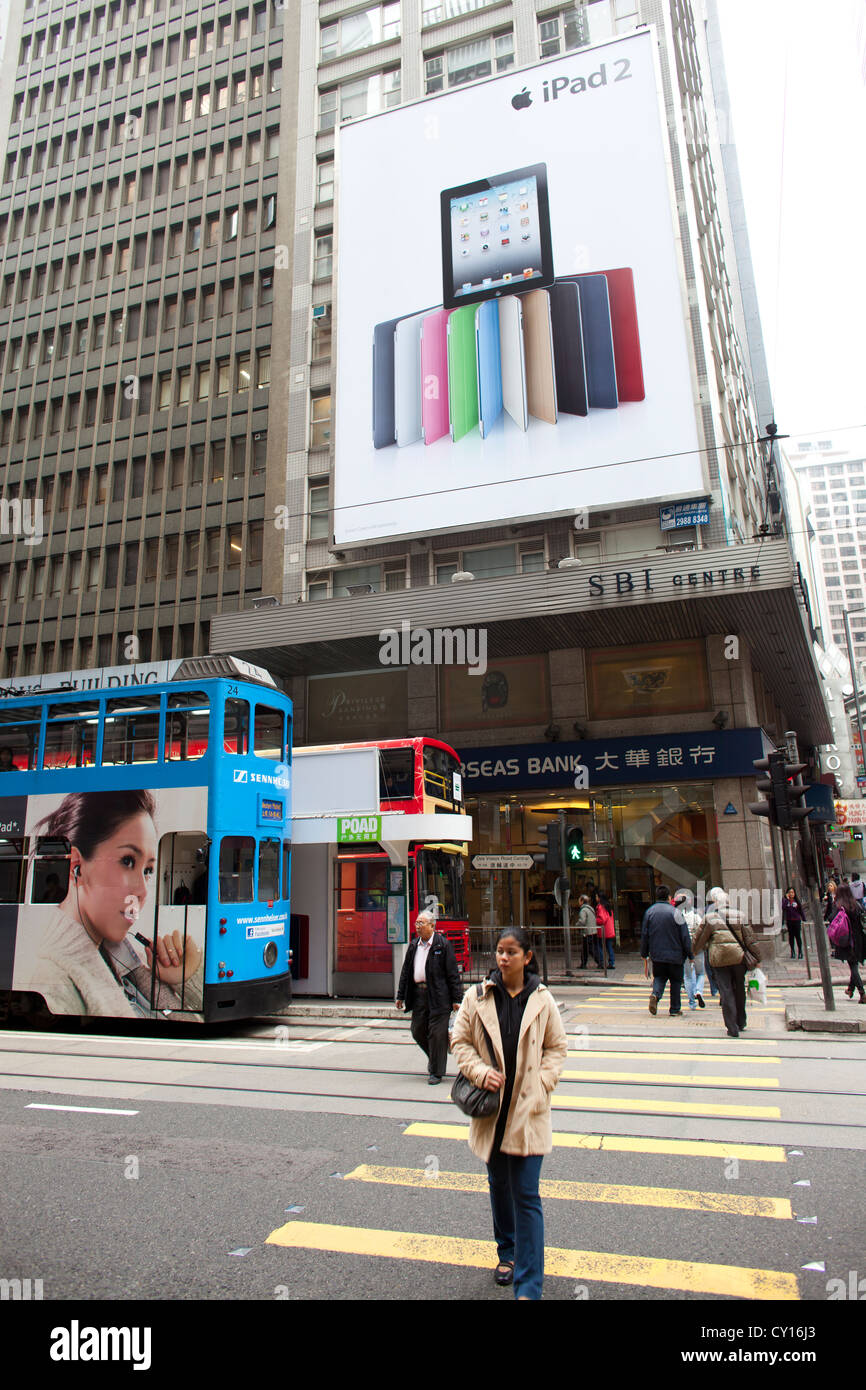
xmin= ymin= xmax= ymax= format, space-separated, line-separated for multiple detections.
xmin=233 ymin=769 xmax=249 ymax=783
xmin=50 ymin=1322 xmax=152 ymax=1371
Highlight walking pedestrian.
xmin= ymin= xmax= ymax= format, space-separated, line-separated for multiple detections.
xmin=823 ymin=878 xmax=838 ymax=922
xmin=640 ymin=884 xmax=693 ymax=1016
xmin=781 ymin=887 xmax=805 ymax=960
xmin=576 ymin=893 xmax=597 ymax=969
xmin=828 ymin=884 xmax=866 ymax=1004
xmin=692 ymin=887 xmax=759 ymax=1038
xmin=451 ymin=927 xmax=567 ymax=1300
xmin=395 ymin=911 xmax=462 ymax=1084
xmin=595 ymin=891 xmax=616 ymax=970
xmin=674 ymin=891 xmax=705 ymax=1010
xmin=850 ymin=873 xmax=864 ymax=903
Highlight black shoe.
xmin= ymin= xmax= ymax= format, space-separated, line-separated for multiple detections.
xmin=428 ymin=1075 xmax=442 ymax=1085
xmin=494 ymin=1262 xmax=514 ymax=1286
xmin=695 ymin=993 xmax=705 ymax=1009
xmin=727 ymin=1030 xmax=739 ymax=1038
xmin=670 ymin=1010 xmax=683 ymax=1017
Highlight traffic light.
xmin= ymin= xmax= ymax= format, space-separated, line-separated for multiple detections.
xmin=566 ymin=826 xmax=585 ymax=864
xmin=537 ymin=821 xmax=561 ymax=871
xmin=749 ymin=751 xmax=810 ymax=829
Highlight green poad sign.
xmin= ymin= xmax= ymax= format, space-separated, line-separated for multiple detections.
xmin=337 ymin=814 xmax=382 ymax=844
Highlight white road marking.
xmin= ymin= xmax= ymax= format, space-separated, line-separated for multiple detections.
xmin=26 ymin=1103 xmax=139 ymax=1115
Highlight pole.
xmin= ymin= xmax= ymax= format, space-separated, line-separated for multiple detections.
xmin=785 ymin=731 xmax=835 ymax=1011
xmin=843 ymin=608 xmax=866 ymax=790
xmin=558 ymin=811 xmax=573 ymax=973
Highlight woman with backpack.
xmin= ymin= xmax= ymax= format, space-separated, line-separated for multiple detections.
xmin=451 ymin=927 xmax=567 ymax=1300
xmin=827 ymin=884 xmax=866 ymax=1003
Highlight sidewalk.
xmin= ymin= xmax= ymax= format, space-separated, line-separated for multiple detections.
xmin=541 ymin=949 xmax=851 ymax=989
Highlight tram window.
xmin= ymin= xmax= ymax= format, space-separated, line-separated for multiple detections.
xmin=224 ymin=697 xmax=249 ymax=754
xmin=42 ymin=701 xmax=99 ymax=770
xmin=257 ymin=838 xmax=280 ymax=902
xmin=282 ymin=841 xmax=290 ymax=900
xmin=423 ymin=744 xmax=457 ymax=800
xmin=0 ymin=714 xmax=40 ymax=771
xmin=102 ymin=695 xmax=161 ymax=765
xmin=166 ymin=690 xmax=209 ymax=761
xmin=31 ymin=836 xmax=70 ymax=902
xmin=0 ymin=837 xmax=27 ymax=903
xmin=379 ymin=747 xmax=414 ymax=800
xmin=254 ymin=705 xmax=283 ymax=760
xmin=218 ymin=835 xmax=254 ymax=902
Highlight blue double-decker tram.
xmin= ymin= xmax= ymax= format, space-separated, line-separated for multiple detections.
xmin=0 ymin=656 xmax=293 ymax=1024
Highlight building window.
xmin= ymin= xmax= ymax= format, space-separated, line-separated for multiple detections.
xmin=320 ymin=4 xmax=400 ymax=62
xmin=314 ymin=233 xmax=333 ymax=281
xmin=311 ymin=394 xmax=332 ymax=449
xmin=425 ymin=32 xmax=514 ymax=93
xmin=319 ymin=69 xmax=401 ymax=130
xmin=309 ymin=483 xmax=329 ymax=540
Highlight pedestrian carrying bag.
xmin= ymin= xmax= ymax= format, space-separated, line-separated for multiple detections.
xmin=731 ymin=924 xmax=759 ymax=971
xmin=827 ymin=908 xmax=851 ymax=955
xmin=451 ymin=984 xmax=501 ymax=1119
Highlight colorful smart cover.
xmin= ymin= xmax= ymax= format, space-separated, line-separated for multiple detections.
xmin=549 ymin=281 xmax=588 ymax=417
xmin=420 ymin=309 xmax=451 ymax=445
xmin=603 ymin=267 xmax=645 ymax=401
xmin=447 ymin=304 xmax=480 ymax=441
xmin=440 ymin=163 xmax=554 ymax=311
xmin=522 ymin=289 xmax=557 ymax=425
xmin=475 ymin=299 xmax=503 ymax=438
xmin=498 ymin=296 xmax=528 ymax=431
xmin=572 ymin=274 xmax=618 ymax=409
xmin=372 ymin=314 xmax=402 ymax=449
xmin=394 ymin=313 xmax=425 ymax=447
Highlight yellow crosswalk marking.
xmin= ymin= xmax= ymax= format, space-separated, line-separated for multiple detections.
xmin=265 ymin=1221 xmax=799 ymax=1299
xmin=561 ymin=1069 xmax=779 ymax=1088
xmin=552 ymin=1093 xmax=781 ymax=1118
xmin=343 ymin=1164 xmax=793 ymax=1219
xmin=402 ymin=1121 xmax=787 ymax=1162
xmin=567 ymin=1050 xmax=780 ymax=1064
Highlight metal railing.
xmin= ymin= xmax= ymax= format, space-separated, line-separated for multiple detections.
xmin=463 ymin=926 xmax=601 ymax=985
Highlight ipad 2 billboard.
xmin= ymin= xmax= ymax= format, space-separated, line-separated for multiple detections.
xmin=333 ymin=28 xmax=704 ymax=545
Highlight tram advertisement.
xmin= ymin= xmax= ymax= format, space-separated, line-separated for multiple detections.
xmin=2 ymin=786 xmax=209 ymax=1019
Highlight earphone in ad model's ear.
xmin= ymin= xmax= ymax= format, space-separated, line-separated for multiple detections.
xmin=73 ymin=866 xmax=80 ymax=879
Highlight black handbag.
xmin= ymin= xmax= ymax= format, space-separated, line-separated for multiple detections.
xmin=451 ymin=984 xmax=501 ymax=1119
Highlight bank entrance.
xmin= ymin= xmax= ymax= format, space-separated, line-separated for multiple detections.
xmin=464 ymin=783 xmax=721 ymax=951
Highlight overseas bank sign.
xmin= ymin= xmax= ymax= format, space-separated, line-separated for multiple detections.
xmin=458 ymin=730 xmax=767 ymax=792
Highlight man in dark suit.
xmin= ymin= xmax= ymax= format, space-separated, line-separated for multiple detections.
xmin=396 ymin=911 xmax=463 ymax=1084
xmin=641 ymin=884 xmax=694 ymax=1017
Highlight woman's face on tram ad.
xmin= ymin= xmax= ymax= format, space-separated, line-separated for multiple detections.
xmin=67 ymin=812 xmax=158 ymax=947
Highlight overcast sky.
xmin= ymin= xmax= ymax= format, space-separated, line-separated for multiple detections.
xmin=716 ymin=0 xmax=866 ymax=454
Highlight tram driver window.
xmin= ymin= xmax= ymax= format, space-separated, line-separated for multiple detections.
xmin=253 ymin=705 xmax=284 ymax=760
xmin=257 ymin=838 xmax=280 ymax=901
xmin=167 ymin=690 xmax=209 ymax=761
xmin=223 ymin=697 xmax=249 ymax=754
xmin=218 ymin=835 xmax=254 ymax=902
xmin=379 ymin=748 xmax=413 ymax=800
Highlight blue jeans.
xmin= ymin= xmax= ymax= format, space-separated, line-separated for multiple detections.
xmin=684 ymin=952 xmax=705 ymax=1008
xmin=596 ymin=938 xmax=615 ymax=968
xmin=486 ymin=1152 xmax=545 ymax=1300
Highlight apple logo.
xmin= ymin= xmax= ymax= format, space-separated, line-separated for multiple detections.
xmin=511 ymin=87 xmax=532 ymax=111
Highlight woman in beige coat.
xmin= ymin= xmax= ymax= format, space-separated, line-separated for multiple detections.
xmin=451 ymin=927 xmax=567 ymax=1300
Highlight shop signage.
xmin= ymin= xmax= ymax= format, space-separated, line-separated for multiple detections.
xmin=337 ymin=814 xmax=382 ymax=843
xmin=832 ymin=800 xmax=866 ymax=827
xmin=659 ymin=498 xmax=710 ymax=530
xmin=457 ymin=729 xmax=767 ymax=792
xmin=723 ymin=803 xmax=738 ymax=815
xmin=472 ymin=855 xmax=535 ymax=870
